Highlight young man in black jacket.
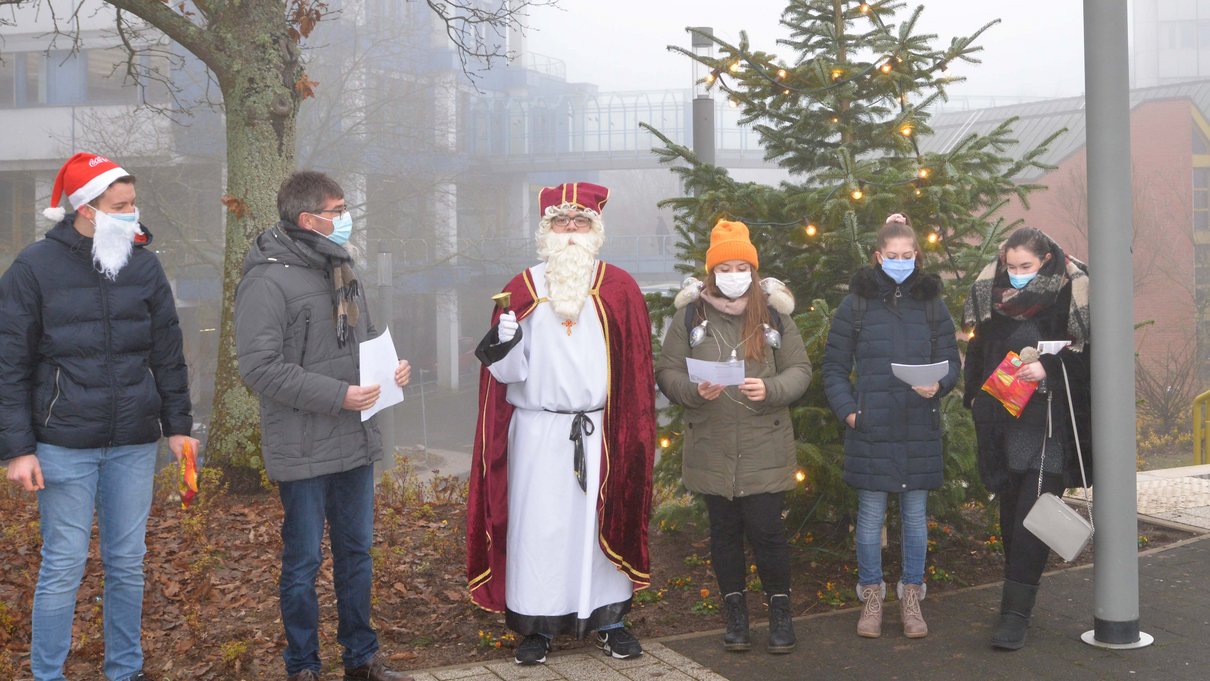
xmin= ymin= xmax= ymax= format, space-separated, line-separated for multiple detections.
xmin=0 ymin=152 xmax=199 ymax=681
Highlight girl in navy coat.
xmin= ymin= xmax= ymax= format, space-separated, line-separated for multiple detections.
xmin=822 ymin=214 xmax=961 ymax=639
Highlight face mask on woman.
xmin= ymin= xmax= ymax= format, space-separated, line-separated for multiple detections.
xmin=714 ymin=271 xmax=752 ymax=299
xmin=1008 ymin=272 xmax=1038 ymax=289
xmin=880 ymin=257 xmax=915 ymax=284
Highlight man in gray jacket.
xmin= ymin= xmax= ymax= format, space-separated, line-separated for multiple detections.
xmin=234 ymin=171 xmax=412 ymax=681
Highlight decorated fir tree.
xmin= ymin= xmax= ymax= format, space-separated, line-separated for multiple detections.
xmin=645 ymin=0 xmax=1061 ymax=528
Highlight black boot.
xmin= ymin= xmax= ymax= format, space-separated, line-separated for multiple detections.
xmin=722 ymin=592 xmax=751 ymax=651
xmin=991 ymin=579 xmax=1039 ymax=650
xmin=766 ymin=593 xmax=797 ymax=654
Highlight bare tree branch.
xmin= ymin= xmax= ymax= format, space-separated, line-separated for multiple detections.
xmin=423 ymin=0 xmax=555 ymax=87
xmin=104 ymin=0 xmax=216 ymax=65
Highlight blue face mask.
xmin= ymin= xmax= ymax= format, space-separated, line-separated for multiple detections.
xmin=880 ymin=256 xmax=915 ymax=284
xmin=313 ymin=211 xmax=353 ymax=246
xmin=1008 ymin=272 xmax=1038 ymax=289
xmin=107 ymin=209 xmax=139 ymax=223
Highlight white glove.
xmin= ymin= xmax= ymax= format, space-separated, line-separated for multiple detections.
xmin=497 ymin=311 xmax=518 ymax=344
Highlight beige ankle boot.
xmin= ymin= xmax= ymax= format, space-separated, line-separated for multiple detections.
xmin=898 ymin=582 xmax=928 ymax=638
xmin=856 ymin=582 xmax=885 ymax=638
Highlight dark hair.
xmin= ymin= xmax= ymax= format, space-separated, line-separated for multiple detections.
xmin=277 ymin=171 xmax=344 ymax=224
xmin=1002 ymin=227 xmax=1052 ymax=260
xmin=701 ymin=269 xmax=771 ymax=362
xmin=87 ymin=175 xmax=137 ymax=207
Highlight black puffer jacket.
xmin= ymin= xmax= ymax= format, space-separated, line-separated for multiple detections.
xmin=963 ymin=282 xmax=1092 ymax=492
xmin=822 ymin=267 xmax=960 ymax=492
xmin=0 ymin=218 xmax=192 ymax=459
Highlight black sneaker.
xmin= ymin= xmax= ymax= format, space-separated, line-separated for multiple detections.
xmin=596 ymin=627 xmax=643 ymax=659
xmin=514 ymin=634 xmax=550 ymax=665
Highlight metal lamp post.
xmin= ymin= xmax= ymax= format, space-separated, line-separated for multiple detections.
xmin=690 ymin=27 xmax=716 ymax=166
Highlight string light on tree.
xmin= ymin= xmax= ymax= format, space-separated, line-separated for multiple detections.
xmin=916 ymin=167 xmax=931 ymax=179
xmin=850 ymin=183 xmax=865 ymax=200
xmin=804 ymin=223 xmax=818 ymax=237
xmin=777 ymin=68 xmax=788 ymax=79
xmin=859 ymin=2 xmax=871 ymax=14
xmin=899 ymin=123 xmax=914 ymax=137
xmin=729 ymin=61 xmax=742 ymax=73
xmin=659 ymin=436 xmax=672 ymax=449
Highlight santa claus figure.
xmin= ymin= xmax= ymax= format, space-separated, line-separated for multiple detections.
xmin=467 ymin=182 xmax=656 ymax=665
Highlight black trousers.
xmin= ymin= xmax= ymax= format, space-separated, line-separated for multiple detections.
xmin=998 ymin=470 xmax=1067 ymax=585
xmin=702 ymin=492 xmax=791 ymax=596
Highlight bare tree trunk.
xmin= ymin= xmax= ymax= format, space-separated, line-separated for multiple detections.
xmin=203 ymin=5 xmax=303 ymax=492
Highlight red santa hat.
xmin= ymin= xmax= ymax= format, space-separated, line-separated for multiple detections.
xmin=539 ymin=182 xmax=610 ymax=215
xmin=43 ymin=152 xmax=131 ymax=222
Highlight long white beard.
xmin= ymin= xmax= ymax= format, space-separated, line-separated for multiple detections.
xmin=92 ymin=216 xmax=140 ymax=280
xmin=538 ymin=228 xmax=604 ymax=320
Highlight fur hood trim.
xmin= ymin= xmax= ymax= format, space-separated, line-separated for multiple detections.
xmin=673 ymin=276 xmax=795 ymax=315
xmin=849 ymin=266 xmax=943 ymax=301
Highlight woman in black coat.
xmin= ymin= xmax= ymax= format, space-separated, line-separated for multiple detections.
xmin=962 ymin=227 xmax=1091 ymax=651
xmin=822 ymin=214 xmax=961 ymax=640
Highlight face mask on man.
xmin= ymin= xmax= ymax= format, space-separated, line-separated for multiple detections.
xmin=880 ymin=256 xmax=915 ymax=284
xmin=714 ymin=271 xmax=753 ymax=299
xmin=1009 ymin=272 xmax=1038 ymax=289
xmin=312 ymin=211 xmax=353 ymax=246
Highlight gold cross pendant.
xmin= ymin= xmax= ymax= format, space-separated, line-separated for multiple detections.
xmin=561 ymin=319 xmax=576 ymax=336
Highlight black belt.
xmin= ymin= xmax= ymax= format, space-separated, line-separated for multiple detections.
xmin=544 ymin=408 xmax=600 ymax=492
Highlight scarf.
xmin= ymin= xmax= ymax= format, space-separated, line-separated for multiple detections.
xmin=963 ymin=235 xmax=1089 ymax=352
xmin=699 ymin=289 xmax=749 ymax=317
xmin=280 ymin=224 xmax=361 ymax=347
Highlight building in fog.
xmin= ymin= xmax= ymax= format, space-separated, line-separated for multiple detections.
xmin=0 ymin=1 xmax=768 ymax=443
xmin=924 ymin=80 xmax=1210 ymax=384
xmin=1133 ymin=0 xmax=1210 ymax=88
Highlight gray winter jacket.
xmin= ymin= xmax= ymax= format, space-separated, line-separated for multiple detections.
xmin=234 ymin=224 xmax=382 ymax=482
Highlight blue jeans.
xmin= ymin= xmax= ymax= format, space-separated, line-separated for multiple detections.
xmin=855 ymin=489 xmax=929 ymax=588
xmin=32 ymin=442 xmax=157 ymax=681
xmin=278 ymin=464 xmax=378 ymax=675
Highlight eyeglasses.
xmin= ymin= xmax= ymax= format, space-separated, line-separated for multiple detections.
xmin=552 ymin=215 xmax=592 ymax=228
xmin=310 ymin=207 xmax=347 ymax=215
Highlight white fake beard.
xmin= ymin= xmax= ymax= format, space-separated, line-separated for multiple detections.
xmin=91 ymin=214 xmax=140 ymax=280
xmin=537 ymin=227 xmax=604 ymax=320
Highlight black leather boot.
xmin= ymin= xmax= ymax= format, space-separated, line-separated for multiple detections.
xmin=766 ymin=593 xmax=797 ymax=654
xmin=991 ymin=579 xmax=1039 ymax=650
xmin=722 ymin=592 xmax=751 ymax=651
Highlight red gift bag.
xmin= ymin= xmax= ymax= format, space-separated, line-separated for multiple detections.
xmin=981 ymin=351 xmax=1038 ymax=418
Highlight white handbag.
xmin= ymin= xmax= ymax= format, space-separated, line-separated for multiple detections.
xmin=1021 ymin=360 xmax=1093 ymax=562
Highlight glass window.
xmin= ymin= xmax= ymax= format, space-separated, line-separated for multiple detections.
xmin=87 ymin=48 xmax=137 ymax=104
xmin=22 ymin=53 xmax=44 ymax=105
xmin=0 ymin=57 xmax=14 ymax=107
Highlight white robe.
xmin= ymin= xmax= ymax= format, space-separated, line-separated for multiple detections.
xmin=488 ymin=262 xmax=633 ymax=628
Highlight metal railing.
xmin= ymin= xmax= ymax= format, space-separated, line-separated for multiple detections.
xmin=1196 ymin=390 xmax=1210 ymax=465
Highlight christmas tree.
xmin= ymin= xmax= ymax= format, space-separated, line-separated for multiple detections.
xmin=645 ymin=0 xmax=1061 ymax=527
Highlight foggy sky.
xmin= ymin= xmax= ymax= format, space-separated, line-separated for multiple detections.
xmin=525 ymin=0 xmax=1089 ymax=99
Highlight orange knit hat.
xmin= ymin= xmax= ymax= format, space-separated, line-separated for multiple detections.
xmin=705 ymin=220 xmax=759 ymax=272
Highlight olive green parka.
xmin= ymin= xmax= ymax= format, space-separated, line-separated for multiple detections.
xmin=655 ymin=279 xmax=812 ymax=499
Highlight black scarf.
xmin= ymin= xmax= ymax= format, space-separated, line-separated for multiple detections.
xmin=280 ymin=223 xmax=361 ymax=347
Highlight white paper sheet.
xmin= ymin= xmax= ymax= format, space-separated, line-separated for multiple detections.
xmin=685 ymin=357 xmax=746 ymax=386
xmin=891 ymin=360 xmax=950 ymax=387
xmin=1037 ymin=340 xmax=1072 ymax=355
xmin=358 ymin=327 xmax=405 ymax=422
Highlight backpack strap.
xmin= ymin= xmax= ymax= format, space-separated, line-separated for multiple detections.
xmin=925 ymin=297 xmax=942 ymax=362
xmin=851 ymin=295 xmax=867 ymax=342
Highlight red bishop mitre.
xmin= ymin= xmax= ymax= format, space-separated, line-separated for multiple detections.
xmin=43 ymin=152 xmax=131 ymax=222
xmin=539 ymin=182 xmax=610 ymax=215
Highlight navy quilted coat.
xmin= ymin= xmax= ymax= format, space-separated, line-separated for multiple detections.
xmin=821 ymin=267 xmax=960 ymax=492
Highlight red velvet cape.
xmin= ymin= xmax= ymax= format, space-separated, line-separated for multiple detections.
xmin=467 ymin=262 xmax=656 ymax=613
